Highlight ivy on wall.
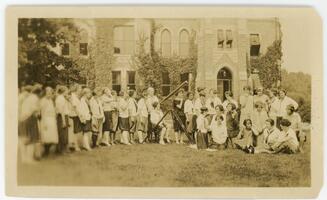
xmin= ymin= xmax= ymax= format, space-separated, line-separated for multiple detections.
xmin=250 ymin=40 xmax=282 ymax=88
xmin=133 ymin=19 xmax=198 ymax=96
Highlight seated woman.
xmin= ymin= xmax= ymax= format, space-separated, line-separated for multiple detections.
xmin=234 ymin=119 xmax=258 ymax=151
xmin=209 ymin=115 xmax=228 ymax=149
xmin=246 ymin=119 xmax=299 ymax=154
xmin=283 ymin=104 xmax=304 ymax=152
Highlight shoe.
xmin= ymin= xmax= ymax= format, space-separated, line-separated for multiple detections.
xmin=188 ymin=144 xmax=197 ymax=149
xmin=176 ymin=141 xmax=180 ymax=144
xmin=159 ymin=141 xmax=166 ymax=145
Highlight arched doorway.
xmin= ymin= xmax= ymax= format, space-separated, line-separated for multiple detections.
xmin=217 ymin=67 xmax=232 ymax=100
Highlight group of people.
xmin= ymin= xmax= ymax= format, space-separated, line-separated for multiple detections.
xmin=18 ymin=82 xmax=305 ymax=163
xmin=178 ymin=86 xmax=304 ymax=154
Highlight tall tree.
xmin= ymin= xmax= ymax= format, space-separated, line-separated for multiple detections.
xmin=18 ymin=18 xmax=81 ymax=87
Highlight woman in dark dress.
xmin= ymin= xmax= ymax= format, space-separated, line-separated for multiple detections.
xmin=225 ymin=102 xmax=240 ymax=148
xmin=173 ymin=90 xmax=186 ymax=144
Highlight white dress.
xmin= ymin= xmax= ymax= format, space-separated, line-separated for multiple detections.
xmin=40 ymin=98 xmax=59 ymax=144
xmin=210 ymin=122 xmax=228 ymax=144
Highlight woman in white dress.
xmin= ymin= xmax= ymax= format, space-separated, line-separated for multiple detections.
xmin=210 ymin=115 xmax=228 ymax=149
xmin=40 ymin=87 xmax=59 ymax=156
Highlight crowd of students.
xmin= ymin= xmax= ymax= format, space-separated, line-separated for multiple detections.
xmin=18 ymin=83 xmax=305 ymax=163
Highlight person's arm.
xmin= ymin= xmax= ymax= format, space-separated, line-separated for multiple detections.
xmin=288 ymin=97 xmax=299 ymax=110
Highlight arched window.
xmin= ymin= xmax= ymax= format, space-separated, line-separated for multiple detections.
xmin=217 ymin=67 xmax=233 ymax=100
xmin=161 ymin=29 xmax=171 ymax=57
xmin=179 ymin=29 xmax=190 ymax=57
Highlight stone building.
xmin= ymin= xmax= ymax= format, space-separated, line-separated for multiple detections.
xmin=60 ymin=18 xmax=281 ymax=99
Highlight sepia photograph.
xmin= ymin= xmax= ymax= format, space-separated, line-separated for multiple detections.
xmin=5 ymin=5 xmax=323 ymax=198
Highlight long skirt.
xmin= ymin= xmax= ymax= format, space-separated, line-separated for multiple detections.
xmin=40 ymin=116 xmax=59 ymax=144
xmin=109 ymin=110 xmax=119 ymax=132
xmin=57 ymin=114 xmax=69 ymax=152
xmin=172 ymin=112 xmax=186 ymax=132
xmin=20 ymin=115 xmax=40 ymax=144
xmin=129 ymin=116 xmax=137 ymax=133
xmin=119 ymin=117 xmax=130 ymax=131
xmin=70 ymin=116 xmax=83 ymax=134
xmin=136 ymin=116 xmax=148 ymax=133
xmin=103 ymin=111 xmax=111 ymax=132
xmin=196 ymin=131 xmax=208 ymax=150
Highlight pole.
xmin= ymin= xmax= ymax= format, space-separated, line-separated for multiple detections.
xmin=160 ymin=81 xmax=188 ymax=104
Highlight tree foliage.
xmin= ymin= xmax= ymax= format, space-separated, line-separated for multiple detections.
xmin=250 ymin=40 xmax=282 ymax=88
xmin=281 ymin=69 xmax=311 ymax=122
xmin=18 ymin=18 xmax=82 ymax=87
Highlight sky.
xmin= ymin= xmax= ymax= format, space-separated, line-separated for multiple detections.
xmin=280 ymin=17 xmax=312 ymax=75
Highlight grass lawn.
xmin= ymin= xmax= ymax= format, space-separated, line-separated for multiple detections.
xmin=17 ymin=133 xmax=311 ymax=187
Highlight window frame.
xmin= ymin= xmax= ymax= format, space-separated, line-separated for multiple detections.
xmin=161 ymin=29 xmax=172 ymax=57
xmin=61 ymin=43 xmax=70 ymax=56
xmin=127 ymin=70 xmax=136 ymax=90
xmin=161 ymin=71 xmax=171 ymax=96
xmin=111 ymin=70 xmax=122 ymax=93
xmin=113 ymin=26 xmax=135 ymax=55
xmin=179 ymin=29 xmax=190 ymax=57
xmin=79 ymin=43 xmax=88 ymax=56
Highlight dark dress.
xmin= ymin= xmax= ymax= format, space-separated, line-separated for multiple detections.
xmin=103 ymin=111 xmax=111 ymax=132
xmin=226 ymin=111 xmax=239 ymax=138
xmin=172 ymin=98 xmax=186 ymax=132
xmin=57 ymin=114 xmax=69 ymax=152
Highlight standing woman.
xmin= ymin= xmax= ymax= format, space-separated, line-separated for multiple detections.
xmin=239 ymin=86 xmax=254 ymax=128
xmin=173 ymin=90 xmax=186 ymax=144
xmin=225 ymin=102 xmax=239 ymax=148
xmin=276 ymin=89 xmax=298 ymax=130
xmin=101 ymin=88 xmax=113 ymax=146
xmin=222 ymin=91 xmax=238 ymax=111
xmin=18 ymin=84 xmax=43 ymax=163
xmin=109 ymin=90 xmax=119 ymax=145
xmin=55 ymin=86 xmax=70 ymax=154
xmin=90 ymin=87 xmax=105 ymax=148
xmin=118 ymin=91 xmax=131 ymax=145
xmin=68 ymin=84 xmax=83 ymax=151
xmin=79 ymin=88 xmax=93 ymax=151
xmin=136 ymin=89 xmax=149 ymax=143
xmin=40 ymin=87 xmax=59 ymax=156
xmin=184 ymin=92 xmax=196 ymax=146
xmin=127 ymin=90 xmax=138 ymax=144
xmin=267 ymin=88 xmax=279 ymax=125
xmin=196 ymin=107 xmax=210 ymax=150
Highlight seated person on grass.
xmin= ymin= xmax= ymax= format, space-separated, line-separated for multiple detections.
xmin=209 ymin=114 xmax=228 ymax=149
xmin=234 ymin=119 xmax=258 ymax=151
xmin=244 ymin=118 xmax=299 ymax=154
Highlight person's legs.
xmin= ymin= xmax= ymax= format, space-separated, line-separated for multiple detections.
xmin=82 ymin=131 xmax=92 ymax=151
xmin=175 ymin=131 xmax=180 ymax=144
xmin=159 ymin=127 xmax=166 ymax=145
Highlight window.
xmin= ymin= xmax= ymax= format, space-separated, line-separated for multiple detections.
xmin=161 ymin=72 xmax=171 ymax=96
xmin=112 ymin=71 xmax=121 ymax=93
xmin=79 ymin=43 xmax=88 ymax=56
xmin=250 ymin=34 xmax=260 ymax=56
xmin=217 ymin=29 xmax=224 ymax=48
xmin=179 ymin=30 xmax=190 ymax=57
xmin=127 ymin=71 xmax=136 ymax=90
xmin=113 ymin=26 xmax=135 ymax=55
xmin=226 ymin=30 xmax=233 ymax=48
xmin=180 ymin=73 xmax=189 ymax=92
xmin=161 ymin=29 xmax=171 ymax=57
xmin=61 ymin=43 xmax=70 ymax=56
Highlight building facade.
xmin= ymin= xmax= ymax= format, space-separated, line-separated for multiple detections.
xmin=60 ymin=18 xmax=281 ymax=99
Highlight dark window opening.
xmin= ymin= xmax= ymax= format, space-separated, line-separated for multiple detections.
xmin=79 ymin=43 xmax=88 ymax=56
xmin=127 ymin=71 xmax=136 ymax=90
xmin=161 ymin=72 xmax=171 ymax=96
xmin=112 ymin=71 xmax=121 ymax=93
xmin=61 ymin=43 xmax=70 ymax=56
